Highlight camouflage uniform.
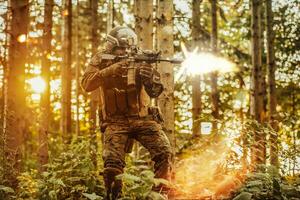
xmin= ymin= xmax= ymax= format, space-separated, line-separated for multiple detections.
xmin=81 ymin=50 xmax=172 ymax=199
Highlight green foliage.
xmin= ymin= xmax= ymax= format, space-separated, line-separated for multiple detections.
xmin=14 ymin=135 xmax=105 ymax=200
xmin=117 ymin=165 xmax=169 ymax=200
xmin=82 ymin=192 xmax=103 ymax=200
xmin=0 ymin=185 xmax=15 ymax=200
xmin=233 ymin=165 xmax=300 ymax=200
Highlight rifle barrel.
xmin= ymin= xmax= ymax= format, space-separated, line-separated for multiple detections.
xmin=157 ymin=58 xmax=183 ymax=64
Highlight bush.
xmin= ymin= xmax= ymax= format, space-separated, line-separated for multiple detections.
xmin=117 ymin=164 xmax=170 ymax=200
xmin=233 ymin=165 xmax=300 ymax=200
xmin=16 ymin=135 xmax=105 ymax=200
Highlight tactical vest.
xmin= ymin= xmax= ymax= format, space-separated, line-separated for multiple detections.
xmin=98 ymin=62 xmax=150 ymax=120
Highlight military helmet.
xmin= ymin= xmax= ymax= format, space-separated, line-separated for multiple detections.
xmin=106 ymin=26 xmax=138 ymax=51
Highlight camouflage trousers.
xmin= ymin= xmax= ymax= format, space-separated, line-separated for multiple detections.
xmin=101 ymin=118 xmax=172 ymax=198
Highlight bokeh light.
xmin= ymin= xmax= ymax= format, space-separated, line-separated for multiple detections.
xmin=27 ymin=76 xmax=46 ymax=93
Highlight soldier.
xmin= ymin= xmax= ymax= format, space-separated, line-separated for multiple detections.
xmin=81 ymin=26 xmax=172 ymax=200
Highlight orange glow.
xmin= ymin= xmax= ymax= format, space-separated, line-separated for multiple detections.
xmin=174 ymin=136 xmax=245 ymax=199
xmin=17 ymin=34 xmax=27 ymax=43
xmin=62 ymin=10 xmax=69 ymax=16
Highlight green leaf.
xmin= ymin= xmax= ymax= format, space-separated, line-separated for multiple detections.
xmin=66 ymin=177 xmax=82 ymax=182
xmin=82 ymin=192 xmax=102 ymax=200
xmin=42 ymin=171 xmax=50 ymax=177
xmin=49 ymin=190 xmax=57 ymax=200
xmin=118 ymin=173 xmax=141 ymax=184
xmin=0 ymin=185 xmax=14 ymax=193
xmin=140 ymin=170 xmax=155 ymax=179
xmin=246 ymin=180 xmax=263 ymax=188
xmin=233 ymin=192 xmax=253 ymax=200
xmin=153 ymin=178 xmax=170 ymax=187
xmin=148 ymin=191 xmax=167 ymax=200
xmin=49 ymin=177 xmax=66 ymax=187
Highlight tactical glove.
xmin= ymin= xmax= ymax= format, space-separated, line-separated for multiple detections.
xmin=139 ymin=63 xmax=154 ymax=80
xmin=138 ymin=64 xmax=164 ymax=98
xmin=138 ymin=63 xmax=162 ymax=84
xmin=98 ymin=60 xmax=128 ymax=78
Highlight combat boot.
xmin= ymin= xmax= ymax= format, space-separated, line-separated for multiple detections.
xmin=103 ymin=168 xmax=123 ymax=200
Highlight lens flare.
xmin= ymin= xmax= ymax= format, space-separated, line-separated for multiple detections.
xmin=174 ymin=136 xmax=245 ymax=199
xmin=176 ymin=43 xmax=237 ymax=81
xmin=17 ymin=34 xmax=27 ymax=43
xmin=27 ymin=76 xmax=46 ymax=93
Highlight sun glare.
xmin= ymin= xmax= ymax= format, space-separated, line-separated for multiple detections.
xmin=27 ymin=76 xmax=46 ymax=93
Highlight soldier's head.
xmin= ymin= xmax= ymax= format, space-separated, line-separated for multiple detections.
xmin=105 ymin=26 xmax=138 ymax=55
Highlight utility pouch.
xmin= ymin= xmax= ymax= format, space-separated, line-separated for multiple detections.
xmin=148 ymin=106 xmax=164 ymax=124
xmin=115 ymin=89 xmax=127 ymax=113
xmin=127 ymin=88 xmax=139 ymax=115
xmin=105 ymin=89 xmax=117 ymax=116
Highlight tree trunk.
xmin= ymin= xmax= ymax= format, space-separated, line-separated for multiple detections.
xmin=61 ymin=0 xmax=72 ymax=138
xmin=75 ymin=0 xmax=80 ymax=136
xmin=107 ymin=0 xmax=114 ymax=31
xmin=39 ymin=0 xmax=53 ymax=171
xmin=250 ymin=0 xmax=264 ymax=168
xmin=265 ymin=0 xmax=278 ymax=168
xmin=191 ymin=0 xmax=202 ymax=138
xmin=260 ymin=3 xmax=267 ymax=164
xmin=0 ymin=2 xmax=9 ymax=174
xmin=210 ymin=0 xmax=219 ymax=134
xmin=90 ymin=0 xmax=99 ymax=168
xmin=90 ymin=2 xmax=98 ymax=125
xmin=135 ymin=0 xmax=153 ymax=50
xmin=5 ymin=0 xmax=29 ymax=187
xmin=156 ymin=0 xmax=175 ymax=151
xmin=135 ymin=0 xmax=154 ymax=158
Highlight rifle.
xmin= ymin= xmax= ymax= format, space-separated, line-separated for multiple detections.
xmin=100 ymin=50 xmax=183 ymax=87
xmin=100 ymin=50 xmax=183 ymax=64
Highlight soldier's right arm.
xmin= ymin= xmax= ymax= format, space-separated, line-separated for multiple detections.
xmin=81 ymin=52 xmax=103 ymax=92
xmin=81 ymin=52 xmax=128 ymax=92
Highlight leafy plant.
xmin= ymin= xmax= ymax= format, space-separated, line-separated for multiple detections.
xmin=0 ymin=185 xmax=15 ymax=200
xmin=117 ymin=165 xmax=170 ymax=200
xmin=233 ymin=165 xmax=300 ymax=200
xmin=15 ymin=135 xmax=105 ymax=200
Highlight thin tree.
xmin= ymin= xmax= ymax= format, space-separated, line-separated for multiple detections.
xmin=39 ymin=0 xmax=53 ymax=171
xmin=156 ymin=0 xmax=175 ymax=151
xmin=5 ymin=0 xmax=29 ymax=187
xmin=191 ymin=0 xmax=202 ymax=138
xmin=90 ymin=0 xmax=99 ymax=133
xmin=266 ymin=0 xmax=278 ymax=167
xmin=210 ymin=0 xmax=219 ymax=134
xmin=250 ymin=0 xmax=264 ymax=167
xmin=0 ymin=0 xmax=9 ymax=182
xmin=75 ymin=0 xmax=80 ymax=135
xmin=260 ymin=2 xmax=267 ymax=164
xmin=90 ymin=0 xmax=99 ymax=168
xmin=61 ymin=0 xmax=72 ymax=138
xmin=107 ymin=0 xmax=114 ymax=31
